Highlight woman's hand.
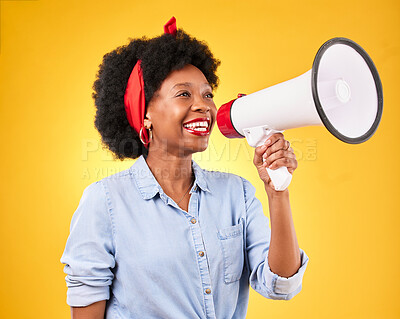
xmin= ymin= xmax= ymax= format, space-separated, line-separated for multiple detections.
xmin=253 ymin=133 xmax=298 ymax=193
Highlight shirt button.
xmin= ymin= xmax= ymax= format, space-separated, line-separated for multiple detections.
xmin=199 ymin=251 xmax=204 ymax=257
xmin=205 ymin=288 xmax=211 ymax=294
xmin=191 ymin=218 xmax=197 ymax=224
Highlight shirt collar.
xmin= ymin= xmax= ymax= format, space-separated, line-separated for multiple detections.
xmin=130 ymin=155 xmax=210 ymax=200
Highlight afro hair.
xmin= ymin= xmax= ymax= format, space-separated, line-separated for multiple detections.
xmin=92 ymin=29 xmax=220 ymax=160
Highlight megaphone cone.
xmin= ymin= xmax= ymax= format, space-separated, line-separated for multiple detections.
xmin=217 ymin=37 xmax=383 ymax=191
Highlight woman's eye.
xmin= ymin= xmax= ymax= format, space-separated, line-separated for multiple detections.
xmin=205 ymin=93 xmax=214 ymax=98
xmin=177 ymin=91 xmax=190 ymax=97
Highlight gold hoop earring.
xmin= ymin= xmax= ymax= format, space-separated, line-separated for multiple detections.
xmin=139 ymin=126 xmax=150 ymax=145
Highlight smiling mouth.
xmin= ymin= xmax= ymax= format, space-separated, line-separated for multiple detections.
xmin=183 ymin=118 xmax=211 ymax=136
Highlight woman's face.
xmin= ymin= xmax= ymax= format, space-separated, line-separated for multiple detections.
xmin=145 ymin=64 xmax=217 ymax=156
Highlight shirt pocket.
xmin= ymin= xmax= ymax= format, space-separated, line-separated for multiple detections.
xmin=217 ymin=222 xmax=244 ymax=284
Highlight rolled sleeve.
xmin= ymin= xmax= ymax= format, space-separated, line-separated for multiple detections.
xmin=263 ymin=248 xmax=309 ymax=299
xmin=60 ymin=181 xmax=116 ymax=307
xmin=241 ymin=177 xmax=309 ymax=301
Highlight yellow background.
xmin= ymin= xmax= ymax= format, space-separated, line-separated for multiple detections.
xmin=0 ymin=0 xmax=399 ymax=318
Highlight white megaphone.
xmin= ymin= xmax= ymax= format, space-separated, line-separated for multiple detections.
xmin=217 ymin=37 xmax=383 ymax=191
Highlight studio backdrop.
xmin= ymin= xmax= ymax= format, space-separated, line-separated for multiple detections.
xmin=0 ymin=0 xmax=398 ymax=318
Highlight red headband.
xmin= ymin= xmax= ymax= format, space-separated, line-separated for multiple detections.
xmin=124 ymin=17 xmax=177 ymax=148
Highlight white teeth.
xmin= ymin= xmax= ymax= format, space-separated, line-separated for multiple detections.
xmin=183 ymin=121 xmax=209 ymax=129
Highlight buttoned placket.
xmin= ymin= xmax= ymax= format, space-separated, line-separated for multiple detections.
xmin=165 ymin=184 xmax=216 ymax=319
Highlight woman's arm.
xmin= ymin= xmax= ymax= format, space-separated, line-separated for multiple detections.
xmin=60 ymin=182 xmax=115 ymax=316
xmin=253 ymin=133 xmax=301 ymax=278
xmin=264 ymin=189 xmax=300 ymax=277
xmin=71 ymin=300 xmax=106 ymax=319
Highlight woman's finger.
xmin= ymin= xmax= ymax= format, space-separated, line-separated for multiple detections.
xmin=263 ymin=149 xmax=295 ymax=167
xmin=264 ymin=133 xmax=284 ymax=149
xmin=263 ymin=137 xmax=289 ymax=159
xmin=264 ymin=156 xmax=298 ymax=171
xmin=255 ymin=133 xmax=285 ymax=166
xmin=254 ymin=144 xmax=268 ymax=166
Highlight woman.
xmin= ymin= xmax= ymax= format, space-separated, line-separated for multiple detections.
xmin=61 ymin=17 xmax=309 ymax=318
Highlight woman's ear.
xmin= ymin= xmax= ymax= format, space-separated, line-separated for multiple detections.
xmin=144 ymin=115 xmax=152 ymax=130
xmin=144 ymin=98 xmax=157 ymax=129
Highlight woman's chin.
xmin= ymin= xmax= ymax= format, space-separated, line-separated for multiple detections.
xmin=185 ymin=138 xmax=210 ymax=154
xmin=195 ymin=144 xmax=208 ymax=153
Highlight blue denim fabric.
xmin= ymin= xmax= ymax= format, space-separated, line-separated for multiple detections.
xmin=61 ymin=155 xmax=309 ymax=318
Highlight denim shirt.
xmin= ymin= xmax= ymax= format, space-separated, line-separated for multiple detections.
xmin=61 ymin=155 xmax=309 ymax=319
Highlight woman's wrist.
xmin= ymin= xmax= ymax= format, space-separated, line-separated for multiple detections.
xmin=264 ymin=183 xmax=290 ymax=200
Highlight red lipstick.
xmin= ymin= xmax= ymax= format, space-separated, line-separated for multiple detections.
xmin=183 ymin=117 xmax=211 ymax=136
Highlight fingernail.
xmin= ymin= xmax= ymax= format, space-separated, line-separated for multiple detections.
xmin=261 ymin=145 xmax=267 ymax=150
xmin=265 ymin=139 xmax=271 ymax=145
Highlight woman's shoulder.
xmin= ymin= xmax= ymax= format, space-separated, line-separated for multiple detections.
xmin=76 ymin=167 xmax=134 ymax=206
xmin=201 ymin=168 xmax=242 ymax=182
xmin=96 ymin=166 xmax=134 ymax=188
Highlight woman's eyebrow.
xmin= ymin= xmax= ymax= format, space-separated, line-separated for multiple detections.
xmin=170 ymin=82 xmax=192 ymax=92
xmin=170 ymin=82 xmax=212 ymax=92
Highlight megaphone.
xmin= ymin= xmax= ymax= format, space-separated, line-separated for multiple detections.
xmin=217 ymin=37 xmax=383 ymax=191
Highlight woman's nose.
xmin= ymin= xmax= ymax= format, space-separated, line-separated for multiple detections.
xmin=192 ymin=96 xmax=210 ymax=113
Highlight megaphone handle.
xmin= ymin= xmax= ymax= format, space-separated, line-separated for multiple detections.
xmin=265 ymin=166 xmax=293 ymax=191
xmin=242 ymin=125 xmax=293 ymax=191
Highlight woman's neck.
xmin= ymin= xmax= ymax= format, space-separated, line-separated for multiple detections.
xmin=145 ymin=148 xmax=194 ymax=193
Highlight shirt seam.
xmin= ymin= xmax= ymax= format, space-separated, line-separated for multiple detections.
xmin=240 ymin=177 xmax=251 ymax=279
xmin=271 ymin=273 xmax=278 ymax=294
xmin=105 ymin=170 xmax=130 ymax=178
xmin=129 ymin=168 xmax=147 ymax=199
xmin=129 ymin=166 xmax=159 ymax=200
xmin=99 ymin=180 xmax=118 ymax=257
